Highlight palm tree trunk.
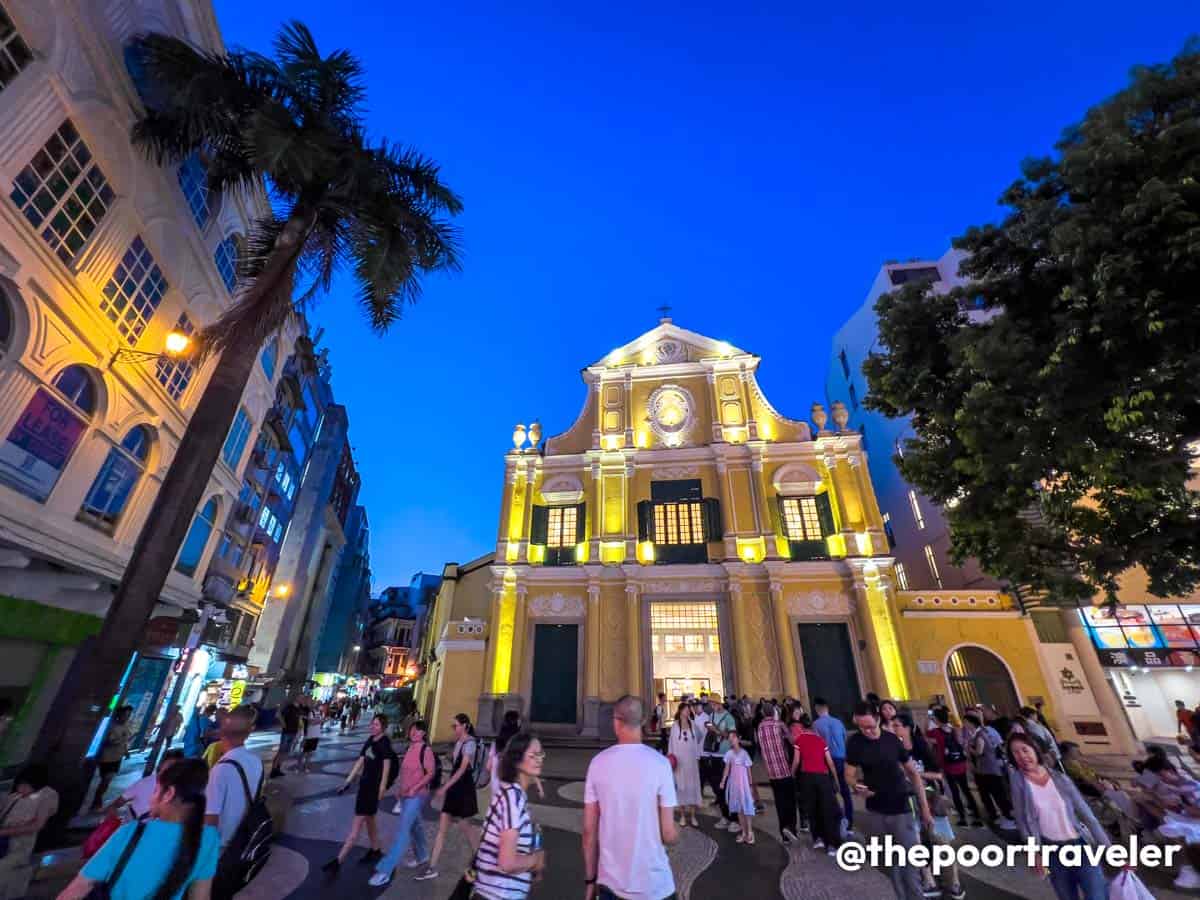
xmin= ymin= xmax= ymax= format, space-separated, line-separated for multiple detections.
xmin=42 ymin=207 xmax=316 ymax=822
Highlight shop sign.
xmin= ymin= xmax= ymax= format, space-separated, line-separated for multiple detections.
xmin=1097 ymin=647 xmax=1200 ymax=668
xmin=917 ymin=660 xmax=940 ymax=674
xmin=145 ymin=616 xmax=185 ymax=648
xmin=228 ymin=679 xmax=246 ymax=707
xmin=0 ymin=388 xmax=86 ymax=500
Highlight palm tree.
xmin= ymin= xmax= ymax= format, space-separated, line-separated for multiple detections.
xmin=44 ymin=22 xmax=461 ymax=808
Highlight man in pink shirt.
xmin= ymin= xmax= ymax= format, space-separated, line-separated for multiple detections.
xmin=369 ymin=720 xmax=436 ymax=886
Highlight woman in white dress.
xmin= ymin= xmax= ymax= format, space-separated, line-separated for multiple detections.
xmin=669 ymin=702 xmax=703 ymax=827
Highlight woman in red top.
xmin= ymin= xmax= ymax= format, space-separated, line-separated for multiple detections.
xmin=792 ymin=714 xmax=843 ymax=853
xmin=926 ymin=706 xmax=983 ymax=827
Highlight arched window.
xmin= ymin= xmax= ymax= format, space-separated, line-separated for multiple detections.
xmin=946 ymin=646 xmax=1021 ymax=717
xmin=176 ymin=496 xmax=218 ymax=576
xmin=80 ymin=425 xmax=152 ymax=528
xmin=0 ymin=364 xmax=97 ymax=501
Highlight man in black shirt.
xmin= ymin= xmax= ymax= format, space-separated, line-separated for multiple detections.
xmin=845 ymin=701 xmax=932 ymax=900
xmin=270 ymin=696 xmax=303 ymax=778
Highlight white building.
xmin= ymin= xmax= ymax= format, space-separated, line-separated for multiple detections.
xmin=0 ymin=0 xmax=291 ymax=768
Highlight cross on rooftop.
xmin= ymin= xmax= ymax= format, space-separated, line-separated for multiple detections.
xmin=656 ymin=304 xmax=673 ymax=323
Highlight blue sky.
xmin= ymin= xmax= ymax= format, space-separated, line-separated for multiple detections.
xmin=213 ymin=1 xmax=1195 ymax=591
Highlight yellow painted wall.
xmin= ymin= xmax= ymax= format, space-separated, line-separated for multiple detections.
xmin=430 ymin=647 xmax=487 ymax=743
xmin=897 ymin=615 xmax=1055 ymax=723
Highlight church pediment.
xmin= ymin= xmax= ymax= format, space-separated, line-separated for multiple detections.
xmin=591 ymin=320 xmax=753 ymax=370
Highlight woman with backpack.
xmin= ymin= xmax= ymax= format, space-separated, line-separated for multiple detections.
xmin=414 ymin=712 xmax=481 ymax=883
xmin=368 ymin=719 xmax=437 ymax=887
xmin=323 ymin=714 xmax=395 ymax=874
xmin=927 ymin=706 xmax=983 ymax=828
xmin=59 ymin=758 xmax=217 ymax=899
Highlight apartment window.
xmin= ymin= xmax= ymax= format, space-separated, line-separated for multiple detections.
xmin=261 ymin=340 xmax=278 ymax=380
xmin=156 ymin=314 xmax=196 ymax=401
xmin=11 ymin=121 xmax=115 ymax=264
xmin=79 ymin=425 xmax=152 ymax=528
xmin=888 ymin=266 xmax=940 ymax=286
xmin=176 ymin=497 xmax=218 ymax=576
xmin=778 ymin=492 xmax=834 ymax=560
xmin=222 ymin=408 xmax=253 ymax=469
xmin=214 ymin=236 xmax=238 ymax=293
xmin=882 ymin=511 xmax=896 ymax=549
xmin=100 ymin=236 xmax=168 ymax=344
xmin=848 ymin=382 xmax=859 ymax=410
xmin=0 ymin=365 xmax=97 ymax=501
xmin=839 ymin=348 xmax=850 ymax=379
xmin=177 ymin=153 xmax=210 ymax=228
xmin=0 ymin=4 xmax=33 ymax=91
xmin=908 ymin=489 xmax=925 ymax=529
xmin=895 ymin=561 xmax=909 ymax=590
xmin=924 ymin=545 xmax=943 ymax=588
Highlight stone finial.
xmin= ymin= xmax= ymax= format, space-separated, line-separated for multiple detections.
xmin=831 ymin=401 xmax=850 ymax=432
xmin=512 ymin=423 xmax=527 ymax=450
xmin=528 ymin=420 xmax=542 ymax=448
xmin=811 ymin=402 xmax=828 ymax=434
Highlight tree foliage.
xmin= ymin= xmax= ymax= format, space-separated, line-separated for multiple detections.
xmin=864 ymin=41 xmax=1200 ymax=605
xmin=129 ymin=22 xmax=463 ymax=354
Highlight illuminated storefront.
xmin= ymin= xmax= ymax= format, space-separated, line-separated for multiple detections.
xmin=1082 ymin=604 xmax=1200 ymax=740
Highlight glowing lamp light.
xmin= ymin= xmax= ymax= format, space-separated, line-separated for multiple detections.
xmin=274 ymin=584 xmax=291 ymax=598
xmin=353 ymin=645 xmax=361 ymax=651
xmin=164 ymin=330 xmax=191 ymax=356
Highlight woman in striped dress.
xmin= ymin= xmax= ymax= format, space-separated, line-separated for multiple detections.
xmin=471 ymin=733 xmax=546 ymax=900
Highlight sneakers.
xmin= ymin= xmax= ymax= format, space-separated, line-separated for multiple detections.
xmin=995 ymin=816 xmax=1017 ymax=830
xmin=921 ymin=886 xmax=942 ymax=899
xmin=414 ymin=865 xmax=439 ymax=881
xmin=1175 ymin=865 xmax=1200 ymax=889
xmin=405 ymin=857 xmax=428 ymax=869
xmin=781 ymin=828 xmax=798 ymax=843
xmin=714 ymin=818 xmax=731 ymax=830
xmin=367 ymin=872 xmax=392 ymax=887
xmin=812 ymin=839 xmax=826 ymax=851
xmin=947 ymin=885 xmax=966 ymax=900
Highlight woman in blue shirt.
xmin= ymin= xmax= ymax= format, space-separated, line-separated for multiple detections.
xmin=58 ymin=758 xmax=218 ymax=900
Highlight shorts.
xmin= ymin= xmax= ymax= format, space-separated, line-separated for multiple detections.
xmin=98 ymin=760 xmax=121 ymax=777
xmin=279 ymin=732 xmax=299 ymax=754
xmin=303 ymin=738 xmax=319 ymax=753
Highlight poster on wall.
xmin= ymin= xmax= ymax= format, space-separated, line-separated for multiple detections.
xmin=1035 ymin=644 xmax=1103 ymax=720
xmin=0 ymin=388 xmax=86 ymax=500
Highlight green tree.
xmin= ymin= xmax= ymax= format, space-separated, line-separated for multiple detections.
xmin=864 ymin=42 xmax=1200 ymax=607
xmin=44 ymin=23 xmax=461 ymax=805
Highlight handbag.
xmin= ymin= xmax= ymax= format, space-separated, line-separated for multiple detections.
xmin=1108 ymin=868 xmax=1154 ymax=900
xmin=84 ymin=821 xmax=145 ymax=900
xmin=81 ymin=814 xmax=123 ymax=860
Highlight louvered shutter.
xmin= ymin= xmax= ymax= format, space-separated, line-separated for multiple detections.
xmin=815 ymin=492 xmax=836 ymax=537
xmin=530 ymin=505 xmax=549 ymax=544
xmin=775 ymin=496 xmax=790 ymax=539
xmin=637 ymin=500 xmax=654 ymax=543
xmin=574 ymin=502 xmax=587 ymax=543
xmin=702 ymin=498 xmax=723 ymax=541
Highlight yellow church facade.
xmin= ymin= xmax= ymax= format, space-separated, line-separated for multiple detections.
xmin=417 ymin=320 xmax=1063 ymax=742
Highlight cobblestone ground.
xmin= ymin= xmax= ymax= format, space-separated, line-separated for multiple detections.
xmin=46 ymin=724 xmax=1194 ymax=900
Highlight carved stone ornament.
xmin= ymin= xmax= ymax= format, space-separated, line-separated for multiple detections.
xmin=787 ymin=591 xmax=852 ymax=617
xmin=646 ymin=384 xmax=696 ymax=444
xmin=652 ymin=465 xmax=700 ymax=480
xmin=641 ymin=580 xmax=724 ymax=594
xmin=541 ymin=474 xmax=585 ymax=504
xmin=529 ymin=592 xmax=585 ymax=618
xmin=772 ymin=462 xmax=824 ymax=495
xmin=654 ymin=339 xmax=686 ymax=364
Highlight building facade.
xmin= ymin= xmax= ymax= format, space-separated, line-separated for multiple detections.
xmin=826 ymin=249 xmax=999 ymax=592
xmin=0 ymin=0 xmax=295 ymax=768
xmin=366 ymin=574 xmax=442 ymax=686
xmin=313 ymin=503 xmax=371 ymax=679
xmin=418 ymin=319 xmax=1063 ymax=743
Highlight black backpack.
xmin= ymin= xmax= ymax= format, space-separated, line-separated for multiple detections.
xmin=420 ymin=742 xmax=443 ymax=791
xmin=942 ymin=728 xmax=967 ymax=765
xmin=214 ymin=760 xmax=274 ymax=899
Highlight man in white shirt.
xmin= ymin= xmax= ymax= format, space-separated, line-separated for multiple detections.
xmin=205 ymin=705 xmax=264 ymax=847
xmin=583 ymin=695 xmax=678 ymax=900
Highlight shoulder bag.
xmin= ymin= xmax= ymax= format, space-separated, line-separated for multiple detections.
xmin=84 ymin=821 xmax=145 ymax=899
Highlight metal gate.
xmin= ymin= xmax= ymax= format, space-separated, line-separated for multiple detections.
xmin=946 ymin=646 xmax=1020 ymax=716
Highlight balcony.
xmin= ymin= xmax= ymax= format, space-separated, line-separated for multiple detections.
xmin=202 ymin=571 xmax=237 ymax=606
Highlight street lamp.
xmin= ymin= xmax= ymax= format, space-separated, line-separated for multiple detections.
xmin=274 ymin=583 xmax=291 ymax=598
xmin=352 ymin=645 xmax=361 ymax=652
xmin=111 ymin=329 xmax=194 ymax=366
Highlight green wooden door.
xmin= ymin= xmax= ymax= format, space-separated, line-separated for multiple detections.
xmin=530 ymin=624 xmax=578 ymax=724
xmin=797 ymin=622 xmax=861 ymax=723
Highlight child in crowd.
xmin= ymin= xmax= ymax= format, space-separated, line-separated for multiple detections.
xmin=922 ymin=788 xmax=965 ymax=900
xmin=721 ymin=730 xmax=756 ymax=845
